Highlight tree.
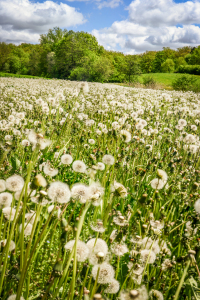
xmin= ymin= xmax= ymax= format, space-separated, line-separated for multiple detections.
xmin=161 ymin=59 xmax=175 ymax=73
xmin=55 ymin=31 xmax=101 ymax=78
xmin=39 ymin=27 xmax=68 ymax=51
xmin=123 ymin=55 xmax=141 ymax=83
xmin=69 ymin=51 xmax=113 ymax=82
xmin=140 ymin=51 xmax=156 ymax=73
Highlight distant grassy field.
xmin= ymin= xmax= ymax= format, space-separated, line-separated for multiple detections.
xmin=119 ymin=73 xmax=200 ymax=90
xmin=140 ymin=73 xmax=200 ymax=89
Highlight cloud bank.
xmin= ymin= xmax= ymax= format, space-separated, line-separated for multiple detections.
xmin=0 ymin=0 xmax=85 ymax=44
xmin=92 ymin=0 xmax=200 ymax=53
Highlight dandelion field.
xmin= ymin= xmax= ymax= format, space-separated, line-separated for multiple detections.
xmin=0 ymin=77 xmax=200 ymax=300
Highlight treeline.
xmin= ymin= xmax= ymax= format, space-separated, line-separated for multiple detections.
xmin=0 ymin=27 xmax=200 ymax=82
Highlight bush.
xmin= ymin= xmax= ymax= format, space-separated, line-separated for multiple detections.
xmin=143 ymin=75 xmax=156 ymax=88
xmin=172 ymin=75 xmax=198 ymax=91
xmin=177 ymin=65 xmax=200 ymax=75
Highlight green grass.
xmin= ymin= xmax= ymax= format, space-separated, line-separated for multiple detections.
xmin=0 ymin=72 xmax=46 ymax=79
xmin=140 ymin=73 xmax=200 ymax=88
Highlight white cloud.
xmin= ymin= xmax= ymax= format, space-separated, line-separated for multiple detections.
xmin=0 ymin=0 xmax=85 ymax=43
xmin=129 ymin=0 xmax=200 ymax=27
xmin=92 ymin=0 xmax=200 ymax=53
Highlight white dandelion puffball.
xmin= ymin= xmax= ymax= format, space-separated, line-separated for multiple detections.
xmin=140 ymin=249 xmax=156 ymax=264
xmin=64 ymin=240 xmax=89 ymax=262
xmin=43 ymin=164 xmax=58 ymax=177
xmin=6 ymin=175 xmax=24 ymax=192
xmin=0 ymin=239 xmax=15 ymax=252
xmin=0 ymin=192 xmax=13 ymax=208
xmin=0 ymin=180 xmax=6 ymax=192
xmin=104 ymin=279 xmax=120 ymax=294
xmin=102 ymin=154 xmax=115 ymax=165
xmin=150 ymin=178 xmax=166 ymax=190
xmin=7 ymin=295 xmax=25 ymax=300
xmin=71 ymin=183 xmax=90 ymax=204
xmin=194 ymin=199 xmax=200 ymax=214
xmin=157 ymin=169 xmax=168 ymax=182
xmin=178 ymin=119 xmax=187 ymax=127
xmin=61 ymin=154 xmax=73 ymax=165
xmin=2 ymin=207 xmax=16 ymax=221
xmin=87 ymin=238 xmax=108 ymax=265
xmin=19 ymin=223 xmax=33 ymax=237
xmin=92 ymin=262 xmax=115 ymax=284
xmin=111 ymin=243 xmax=129 ymax=256
xmin=96 ymin=162 xmax=105 ymax=171
xmin=48 ymin=181 xmax=71 ymax=204
xmin=72 ymin=160 xmax=87 ymax=173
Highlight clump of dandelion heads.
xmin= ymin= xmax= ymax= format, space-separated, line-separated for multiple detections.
xmin=43 ymin=163 xmax=58 ymax=177
xmin=0 ymin=179 xmax=6 ymax=192
xmin=61 ymin=154 xmax=73 ymax=165
xmin=0 ymin=239 xmax=15 ymax=252
xmin=71 ymin=183 xmax=90 ymax=204
xmin=48 ymin=181 xmax=71 ymax=204
xmin=149 ymin=290 xmax=164 ymax=300
xmin=28 ymin=130 xmax=51 ymax=150
xmin=150 ymin=178 xmax=166 ymax=190
xmin=64 ymin=240 xmax=89 ymax=262
xmin=2 ymin=207 xmax=16 ymax=221
xmin=6 ymin=175 xmax=24 ymax=192
xmin=0 ymin=192 xmax=13 ymax=208
xmin=111 ymin=181 xmax=127 ymax=198
xmin=102 ymin=154 xmax=115 ymax=165
xmin=92 ymin=262 xmax=115 ymax=284
xmin=19 ymin=223 xmax=33 ymax=237
xmin=194 ymin=199 xmax=200 ymax=214
xmin=140 ymin=249 xmax=156 ymax=264
xmin=72 ymin=160 xmax=87 ymax=173
xmin=150 ymin=220 xmax=164 ymax=234
xmin=7 ymin=295 xmax=25 ymax=300
xmin=104 ymin=279 xmax=120 ymax=294
xmin=120 ymin=130 xmax=131 ymax=143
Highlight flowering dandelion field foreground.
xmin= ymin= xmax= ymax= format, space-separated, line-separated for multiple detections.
xmin=0 ymin=77 xmax=200 ymax=300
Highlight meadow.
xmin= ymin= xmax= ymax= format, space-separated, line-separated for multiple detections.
xmin=0 ymin=76 xmax=200 ymax=300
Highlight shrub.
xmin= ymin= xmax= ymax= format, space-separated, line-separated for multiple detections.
xmin=177 ymin=65 xmax=200 ymax=75
xmin=143 ymin=75 xmax=156 ymax=88
xmin=172 ymin=75 xmax=197 ymax=91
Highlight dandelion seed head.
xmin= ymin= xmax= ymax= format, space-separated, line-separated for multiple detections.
xmin=64 ymin=240 xmax=89 ymax=262
xmin=0 ymin=192 xmax=12 ymax=208
xmin=61 ymin=154 xmax=73 ymax=165
xmin=72 ymin=160 xmax=87 ymax=173
xmin=6 ymin=175 xmax=24 ymax=192
xmin=92 ymin=262 xmax=115 ymax=284
xmin=48 ymin=181 xmax=71 ymax=204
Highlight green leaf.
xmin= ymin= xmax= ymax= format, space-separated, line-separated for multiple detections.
xmin=11 ymin=156 xmax=21 ymax=171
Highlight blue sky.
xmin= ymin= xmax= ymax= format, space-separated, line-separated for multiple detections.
xmin=0 ymin=0 xmax=200 ymax=53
